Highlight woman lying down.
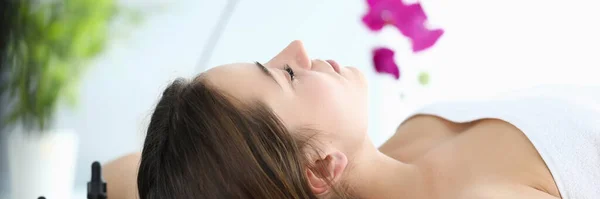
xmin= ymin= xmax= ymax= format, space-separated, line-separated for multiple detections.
xmin=104 ymin=40 xmax=600 ymax=199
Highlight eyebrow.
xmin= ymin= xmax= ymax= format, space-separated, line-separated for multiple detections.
xmin=254 ymin=62 xmax=282 ymax=89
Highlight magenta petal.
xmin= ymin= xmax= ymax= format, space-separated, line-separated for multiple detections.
xmin=390 ymin=3 xmax=428 ymax=37
xmin=366 ymin=0 xmax=395 ymax=7
xmin=393 ymin=3 xmax=428 ymax=24
xmin=366 ymin=0 xmax=379 ymax=7
xmin=386 ymin=3 xmax=443 ymax=52
xmin=411 ymin=28 xmax=444 ymax=52
xmin=405 ymin=3 xmax=428 ymax=22
xmin=362 ymin=13 xmax=386 ymax=31
xmin=362 ymin=0 xmax=404 ymax=31
xmin=372 ymin=47 xmax=400 ymax=79
xmin=364 ymin=0 xmax=445 ymax=51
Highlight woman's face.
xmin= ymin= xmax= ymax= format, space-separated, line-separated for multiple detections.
xmin=203 ymin=40 xmax=369 ymax=153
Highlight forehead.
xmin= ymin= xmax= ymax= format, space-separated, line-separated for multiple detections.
xmin=203 ymin=63 xmax=278 ymax=103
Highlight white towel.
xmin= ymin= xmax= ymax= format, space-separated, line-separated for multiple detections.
xmin=410 ymin=85 xmax=600 ymax=198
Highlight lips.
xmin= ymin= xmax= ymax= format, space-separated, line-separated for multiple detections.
xmin=326 ymin=59 xmax=341 ymax=74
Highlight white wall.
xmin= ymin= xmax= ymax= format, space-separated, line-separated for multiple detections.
xmin=375 ymin=0 xmax=600 ymax=141
xmin=6 ymin=0 xmax=599 ymax=194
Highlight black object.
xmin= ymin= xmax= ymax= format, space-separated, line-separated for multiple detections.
xmin=37 ymin=197 xmax=46 ymax=199
xmin=87 ymin=161 xmax=107 ymax=199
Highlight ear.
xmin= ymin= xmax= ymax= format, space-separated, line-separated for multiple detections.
xmin=306 ymin=151 xmax=348 ymax=195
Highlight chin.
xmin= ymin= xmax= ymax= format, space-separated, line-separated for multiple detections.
xmin=344 ymin=67 xmax=367 ymax=88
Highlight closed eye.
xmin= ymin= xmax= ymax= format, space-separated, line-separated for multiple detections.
xmin=284 ymin=64 xmax=295 ymax=81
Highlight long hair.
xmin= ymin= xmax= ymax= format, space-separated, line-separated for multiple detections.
xmin=137 ymin=77 xmax=355 ymax=199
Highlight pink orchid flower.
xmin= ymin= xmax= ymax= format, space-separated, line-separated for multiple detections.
xmin=372 ymin=47 xmax=400 ymax=79
xmin=362 ymin=0 xmax=444 ymax=52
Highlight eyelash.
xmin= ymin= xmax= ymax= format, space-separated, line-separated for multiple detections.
xmin=284 ymin=64 xmax=295 ymax=81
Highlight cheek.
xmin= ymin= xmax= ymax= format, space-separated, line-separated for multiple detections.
xmin=298 ymin=75 xmax=345 ymax=110
xmin=295 ymin=75 xmax=366 ymax=133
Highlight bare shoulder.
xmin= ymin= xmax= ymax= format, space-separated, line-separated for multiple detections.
xmin=462 ymin=184 xmax=561 ymax=199
xmin=379 ymin=114 xmax=475 ymax=162
xmin=103 ymin=152 xmax=141 ymax=199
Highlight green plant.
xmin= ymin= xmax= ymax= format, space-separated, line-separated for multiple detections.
xmin=1 ymin=0 xmax=120 ymax=131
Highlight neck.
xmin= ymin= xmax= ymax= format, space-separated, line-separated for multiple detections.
xmin=349 ymin=142 xmax=434 ymax=199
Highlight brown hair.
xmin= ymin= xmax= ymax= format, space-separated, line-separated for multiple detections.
xmin=137 ymin=77 xmax=355 ymax=199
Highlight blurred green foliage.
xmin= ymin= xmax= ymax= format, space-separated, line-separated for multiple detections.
xmin=1 ymin=0 xmax=126 ymax=131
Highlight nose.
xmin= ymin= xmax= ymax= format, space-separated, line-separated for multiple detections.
xmin=267 ymin=40 xmax=311 ymax=70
